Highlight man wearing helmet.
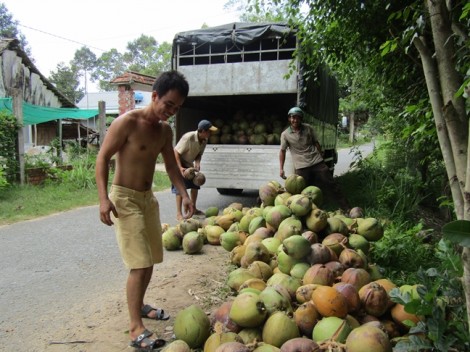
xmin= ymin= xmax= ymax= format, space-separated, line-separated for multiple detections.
xmin=279 ymin=106 xmax=350 ymax=211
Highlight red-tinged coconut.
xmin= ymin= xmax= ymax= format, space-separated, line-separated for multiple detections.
xmin=349 ymin=207 xmax=364 ymax=219
xmin=308 ymin=243 xmax=333 ymax=265
xmin=229 ymin=292 xmax=268 ymax=328
xmin=230 ymin=245 xmax=246 ymax=266
xmin=333 ymin=282 xmax=361 ymax=314
xmin=204 ymin=331 xmax=244 ymax=352
xmin=174 ymin=305 xmax=211 ymax=349
xmin=182 ymin=231 xmax=204 ymax=254
xmin=265 ymin=205 xmax=292 ymax=229
xmin=341 ymin=267 xmax=371 ymax=291
xmin=302 ymin=264 xmax=335 ymax=286
xmin=211 ymin=301 xmax=242 ymax=333
xmin=280 ymin=337 xmax=320 ymax=352
xmin=359 ymin=282 xmax=390 ymax=317
xmin=259 ymin=184 xmax=279 ymax=206
xmin=262 ymin=311 xmax=300 ymax=347
xmin=312 ymin=316 xmax=351 ymax=343
xmin=215 ymin=341 xmax=250 ymax=352
xmin=345 ymin=325 xmax=392 ymax=352
xmin=338 ymin=248 xmax=366 ymax=269
xmin=324 ymin=260 xmax=345 ymax=279
xmin=293 ymin=300 xmax=320 ymax=337
xmin=322 ymin=232 xmax=348 ymax=256
xmin=311 ymin=285 xmax=348 ymax=318
xmin=242 ymin=242 xmax=271 ymax=267
xmin=179 ymin=218 xmax=200 ymax=234
xmin=301 ymin=230 xmax=319 ymax=244
xmin=295 ymin=284 xmax=321 ymax=304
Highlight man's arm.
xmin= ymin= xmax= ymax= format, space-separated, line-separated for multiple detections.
xmin=279 ymin=148 xmax=287 ymax=179
xmin=163 ymin=129 xmax=194 ymax=218
xmin=95 ymin=120 xmax=125 ymax=226
xmin=194 ymin=154 xmax=202 ymax=171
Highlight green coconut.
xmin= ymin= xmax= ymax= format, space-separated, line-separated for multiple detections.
xmin=162 ymin=227 xmax=183 ymax=250
xmin=248 ymin=216 xmax=267 ymax=235
xmin=312 ymin=316 xmax=351 ymax=344
xmin=174 ymin=304 xmax=211 ymax=349
xmin=276 ymin=250 xmax=303 ymax=275
xmin=284 ymin=174 xmax=306 ymax=195
xmin=266 ymin=272 xmax=301 ymax=300
xmin=286 ymin=194 xmax=312 ymax=217
xmin=275 ymin=217 xmax=303 ymax=242
xmin=258 ymin=286 xmax=293 ymax=316
xmin=305 ymin=208 xmax=329 ymax=232
xmin=229 ymin=292 xmax=268 ymax=328
xmin=252 ymin=343 xmax=281 ymax=352
xmin=261 ymin=237 xmax=282 ymax=255
xmin=239 ymin=214 xmax=256 ymax=232
xmin=227 ymin=267 xmax=257 ymax=291
xmin=290 ymin=262 xmax=311 ymax=280
xmin=357 ymin=217 xmax=384 ymax=241
xmin=220 ymin=231 xmax=246 ymax=252
xmin=282 ymin=234 xmax=311 ymax=259
xmin=205 ymin=206 xmax=220 ymax=217
xmin=301 ymin=185 xmax=323 ymax=207
xmin=179 ymin=218 xmax=200 ymax=234
xmin=161 ymin=339 xmax=191 ymax=352
xmin=262 ymin=311 xmax=300 ymax=347
xmin=182 ymin=231 xmax=204 ymax=254
xmin=348 ymin=234 xmax=371 ymax=255
xmin=237 ymin=327 xmax=263 ymax=344
xmin=274 ymin=192 xmax=292 ymax=206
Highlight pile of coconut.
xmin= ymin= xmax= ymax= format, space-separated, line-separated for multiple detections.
xmin=160 ymin=175 xmax=421 ymax=352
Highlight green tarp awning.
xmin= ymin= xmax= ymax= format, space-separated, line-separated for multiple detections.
xmin=0 ymin=98 xmax=99 ymax=126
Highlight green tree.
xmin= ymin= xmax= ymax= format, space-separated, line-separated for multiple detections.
xmin=91 ymin=48 xmax=126 ymax=91
xmin=123 ymin=34 xmax=171 ymax=75
xmin=49 ymin=62 xmax=84 ymax=103
xmin=0 ymin=2 xmax=30 ymax=55
xmin=71 ymin=46 xmax=97 ymax=94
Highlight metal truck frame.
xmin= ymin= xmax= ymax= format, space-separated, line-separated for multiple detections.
xmin=172 ymin=22 xmax=339 ymax=195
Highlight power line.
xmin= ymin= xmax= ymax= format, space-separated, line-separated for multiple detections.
xmin=18 ymin=23 xmax=106 ymax=52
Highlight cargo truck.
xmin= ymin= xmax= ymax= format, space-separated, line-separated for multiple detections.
xmin=171 ymin=22 xmax=339 ymax=195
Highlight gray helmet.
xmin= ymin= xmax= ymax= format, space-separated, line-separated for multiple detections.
xmin=288 ymin=107 xmax=304 ymax=117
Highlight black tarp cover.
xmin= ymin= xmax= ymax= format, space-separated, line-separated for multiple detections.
xmin=172 ymin=22 xmax=294 ymax=46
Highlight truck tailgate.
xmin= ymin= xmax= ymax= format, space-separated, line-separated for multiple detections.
xmin=200 ymin=144 xmax=294 ymax=190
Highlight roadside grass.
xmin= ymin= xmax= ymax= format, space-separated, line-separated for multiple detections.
xmin=0 ymin=169 xmax=170 ymax=226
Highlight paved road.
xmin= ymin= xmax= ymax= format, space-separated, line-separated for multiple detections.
xmin=0 ymin=142 xmax=373 ymax=350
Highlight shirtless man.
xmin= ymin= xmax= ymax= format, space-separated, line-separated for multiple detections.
xmin=96 ymin=71 xmax=194 ymax=350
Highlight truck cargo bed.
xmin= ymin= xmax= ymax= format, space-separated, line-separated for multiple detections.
xmin=200 ymin=144 xmax=294 ymax=191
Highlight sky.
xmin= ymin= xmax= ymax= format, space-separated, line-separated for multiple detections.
xmin=3 ymin=0 xmax=242 ymax=91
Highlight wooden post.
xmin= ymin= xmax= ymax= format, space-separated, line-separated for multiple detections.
xmin=98 ymin=101 xmax=106 ymax=146
xmin=349 ymin=112 xmax=355 ymax=144
xmin=12 ymin=89 xmax=25 ymax=184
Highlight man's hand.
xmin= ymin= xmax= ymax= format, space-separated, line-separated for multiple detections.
xmin=182 ymin=197 xmax=195 ymax=219
xmin=99 ymin=199 xmax=118 ymax=226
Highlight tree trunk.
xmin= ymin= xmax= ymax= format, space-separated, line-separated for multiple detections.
xmin=425 ymin=0 xmax=470 ymax=332
xmin=349 ymin=112 xmax=355 ymax=144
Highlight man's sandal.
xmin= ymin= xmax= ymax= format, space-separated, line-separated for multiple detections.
xmin=129 ymin=329 xmax=166 ymax=351
xmin=141 ymin=304 xmax=170 ymax=321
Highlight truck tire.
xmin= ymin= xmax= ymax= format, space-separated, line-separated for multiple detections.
xmin=217 ymin=188 xmax=243 ymax=195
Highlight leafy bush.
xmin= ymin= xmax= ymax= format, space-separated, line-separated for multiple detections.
xmin=0 ymin=110 xmax=21 ymax=182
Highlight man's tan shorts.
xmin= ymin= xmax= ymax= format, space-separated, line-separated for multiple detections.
xmin=109 ymin=185 xmax=163 ymax=269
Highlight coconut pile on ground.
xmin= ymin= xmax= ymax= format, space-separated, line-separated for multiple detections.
xmin=160 ymin=174 xmax=422 ymax=352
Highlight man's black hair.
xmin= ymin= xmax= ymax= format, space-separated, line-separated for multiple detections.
xmin=152 ymin=70 xmax=189 ymax=98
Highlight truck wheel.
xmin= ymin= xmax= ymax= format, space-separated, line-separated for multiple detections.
xmin=217 ymin=188 xmax=243 ymax=195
